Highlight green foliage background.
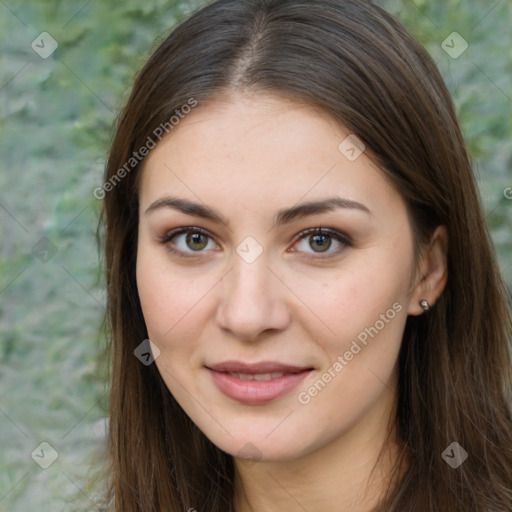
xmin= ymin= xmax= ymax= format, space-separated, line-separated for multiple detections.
xmin=0 ymin=0 xmax=511 ymax=510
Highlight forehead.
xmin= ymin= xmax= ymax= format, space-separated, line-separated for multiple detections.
xmin=138 ymin=92 xmax=402 ymax=219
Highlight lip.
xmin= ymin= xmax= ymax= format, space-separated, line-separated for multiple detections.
xmin=206 ymin=361 xmax=314 ymax=404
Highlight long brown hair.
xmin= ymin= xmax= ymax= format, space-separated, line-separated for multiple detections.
xmin=100 ymin=0 xmax=512 ymax=510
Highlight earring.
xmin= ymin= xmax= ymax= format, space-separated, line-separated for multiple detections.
xmin=420 ymin=299 xmax=430 ymax=311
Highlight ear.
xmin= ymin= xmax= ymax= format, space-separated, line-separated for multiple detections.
xmin=408 ymin=225 xmax=449 ymax=316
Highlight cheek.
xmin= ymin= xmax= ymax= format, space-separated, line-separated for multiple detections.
xmin=290 ymin=239 xmax=413 ymax=390
xmin=293 ymin=247 xmax=411 ymax=338
xmin=136 ymin=246 xmax=207 ymax=351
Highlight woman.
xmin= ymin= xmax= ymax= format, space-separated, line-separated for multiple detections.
xmin=100 ymin=0 xmax=512 ymax=510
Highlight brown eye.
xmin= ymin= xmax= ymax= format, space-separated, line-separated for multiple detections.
xmin=185 ymin=232 xmax=209 ymax=251
xmin=159 ymin=227 xmax=218 ymax=257
xmin=292 ymin=227 xmax=350 ymax=257
xmin=308 ymin=233 xmax=332 ymax=252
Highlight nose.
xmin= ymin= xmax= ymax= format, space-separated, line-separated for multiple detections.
xmin=215 ymin=255 xmax=291 ymax=341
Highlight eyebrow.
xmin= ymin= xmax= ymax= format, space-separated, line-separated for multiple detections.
xmin=144 ymin=195 xmax=372 ymax=227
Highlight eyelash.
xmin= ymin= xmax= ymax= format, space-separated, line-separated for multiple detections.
xmin=158 ymin=226 xmax=352 ymax=260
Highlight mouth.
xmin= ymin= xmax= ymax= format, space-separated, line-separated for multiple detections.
xmin=205 ymin=361 xmax=314 ymax=404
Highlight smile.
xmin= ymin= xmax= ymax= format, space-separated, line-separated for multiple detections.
xmin=206 ymin=361 xmax=313 ymax=404
xmin=227 ymin=372 xmax=286 ymax=380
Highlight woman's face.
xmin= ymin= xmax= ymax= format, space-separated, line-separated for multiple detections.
xmin=136 ymin=92 xmax=417 ymax=462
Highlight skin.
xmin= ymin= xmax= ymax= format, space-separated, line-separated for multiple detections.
xmin=136 ymin=92 xmax=448 ymax=512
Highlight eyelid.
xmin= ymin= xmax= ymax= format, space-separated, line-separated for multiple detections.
xmin=292 ymin=226 xmax=352 ymax=246
xmin=159 ymin=226 xmax=213 ymax=244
